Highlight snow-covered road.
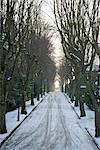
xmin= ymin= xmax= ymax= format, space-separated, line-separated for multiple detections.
xmin=0 ymin=92 xmax=98 ymax=150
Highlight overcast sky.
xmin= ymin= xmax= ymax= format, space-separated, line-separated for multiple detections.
xmin=41 ymin=0 xmax=64 ymax=68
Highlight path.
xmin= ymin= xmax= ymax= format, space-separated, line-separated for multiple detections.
xmin=0 ymin=92 xmax=98 ymax=150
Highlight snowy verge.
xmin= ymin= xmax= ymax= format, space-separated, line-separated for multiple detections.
xmin=64 ymin=93 xmax=100 ymax=149
xmin=0 ymin=95 xmax=46 ymax=147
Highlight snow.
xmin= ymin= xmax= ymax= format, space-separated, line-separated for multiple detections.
xmin=0 ymin=92 xmax=99 ymax=150
xmin=65 ymin=94 xmax=100 ymax=148
xmin=0 ymin=96 xmax=45 ymax=144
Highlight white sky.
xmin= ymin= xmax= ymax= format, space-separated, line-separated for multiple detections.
xmin=41 ymin=0 xmax=64 ymax=68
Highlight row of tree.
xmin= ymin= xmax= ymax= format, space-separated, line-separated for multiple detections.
xmin=0 ymin=0 xmax=56 ymax=134
xmin=54 ymin=0 xmax=100 ymax=137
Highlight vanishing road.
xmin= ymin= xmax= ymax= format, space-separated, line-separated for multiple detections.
xmin=0 ymin=92 xmax=98 ymax=150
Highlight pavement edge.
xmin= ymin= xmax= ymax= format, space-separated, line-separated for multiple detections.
xmin=63 ymin=93 xmax=100 ymax=150
xmin=0 ymin=94 xmax=47 ymax=148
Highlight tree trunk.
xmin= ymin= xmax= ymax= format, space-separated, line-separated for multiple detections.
xmin=33 ymin=83 xmax=37 ymax=98
xmin=21 ymin=94 xmax=27 ymax=115
xmin=17 ymin=106 xmax=20 ymax=121
xmin=37 ymin=94 xmax=40 ymax=101
xmin=47 ymin=81 xmax=49 ymax=93
xmin=40 ymin=87 xmax=42 ymax=98
xmin=62 ymin=84 xmax=63 ymax=92
xmin=75 ymin=100 xmax=78 ymax=107
xmin=43 ymin=83 xmax=45 ymax=95
xmin=0 ymin=104 xmax=7 ymax=134
xmin=0 ymin=73 xmax=7 ymax=133
xmin=80 ymin=101 xmax=86 ymax=117
xmin=31 ymin=94 xmax=34 ymax=105
xmin=65 ymin=84 xmax=67 ymax=93
xmin=85 ymin=80 xmax=100 ymax=137
xmin=40 ymin=80 xmax=43 ymax=97
xmin=95 ymin=109 xmax=100 ymax=137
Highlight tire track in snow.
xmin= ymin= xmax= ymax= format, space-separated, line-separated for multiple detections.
xmin=0 ymin=92 xmax=99 ymax=150
xmin=55 ymin=93 xmax=73 ymax=150
xmin=0 ymin=94 xmax=52 ymax=150
xmin=40 ymin=94 xmax=53 ymax=149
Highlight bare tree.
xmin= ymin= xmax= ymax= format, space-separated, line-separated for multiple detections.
xmin=0 ymin=0 xmax=43 ymax=133
xmin=54 ymin=0 xmax=100 ymax=136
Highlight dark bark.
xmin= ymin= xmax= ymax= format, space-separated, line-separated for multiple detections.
xmin=62 ymin=84 xmax=64 ymax=92
xmin=40 ymin=87 xmax=43 ymax=98
xmin=95 ymin=109 xmax=100 ymax=137
xmin=43 ymin=83 xmax=45 ymax=95
xmin=80 ymin=101 xmax=86 ymax=117
xmin=0 ymin=104 xmax=7 ymax=134
xmin=65 ymin=84 xmax=67 ymax=93
xmin=31 ymin=94 xmax=34 ymax=105
xmin=17 ymin=106 xmax=20 ymax=121
xmin=75 ymin=100 xmax=79 ymax=107
xmin=33 ymin=83 xmax=37 ymax=98
xmin=37 ymin=94 xmax=40 ymax=101
xmin=21 ymin=94 xmax=27 ymax=115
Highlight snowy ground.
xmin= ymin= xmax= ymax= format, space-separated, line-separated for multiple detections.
xmin=65 ymin=94 xmax=100 ymax=148
xmin=0 ymin=96 xmax=45 ymax=144
xmin=0 ymin=92 xmax=98 ymax=150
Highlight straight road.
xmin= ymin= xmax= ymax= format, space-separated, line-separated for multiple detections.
xmin=0 ymin=92 xmax=98 ymax=150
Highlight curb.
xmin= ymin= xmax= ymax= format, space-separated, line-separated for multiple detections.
xmin=85 ymin=128 xmax=100 ymax=150
xmin=64 ymin=93 xmax=100 ymax=150
xmin=0 ymin=94 xmax=47 ymax=148
xmin=64 ymin=93 xmax=81 ymax=119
